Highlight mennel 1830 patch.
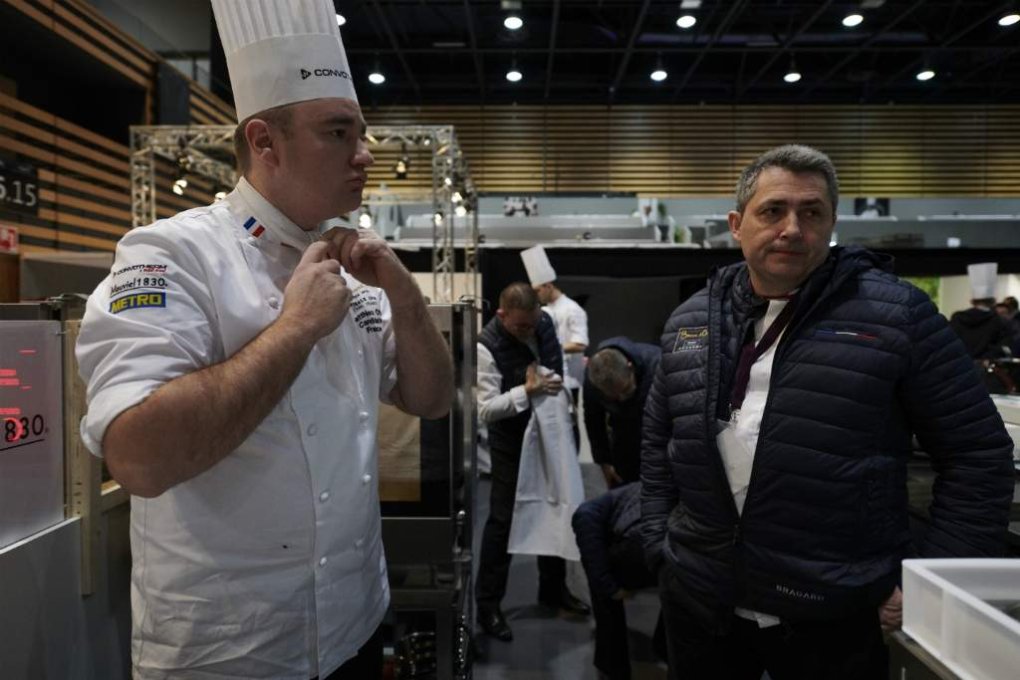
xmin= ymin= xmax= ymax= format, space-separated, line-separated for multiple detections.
xmin=110 ymin=292 xmax=166 ymax=314
xmin=673 ymin=326 xmax=708 ymax=352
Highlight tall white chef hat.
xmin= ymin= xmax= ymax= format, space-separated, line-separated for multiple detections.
xmin=638 ymin=197 xmax=659 ymax=213
xmin=967 ymin=262 xmax=998 ymax=300
xmin=521 ymin=245 xmax=556 ymax=286
xmin=211 ymin=0 xmax=357 ymax=122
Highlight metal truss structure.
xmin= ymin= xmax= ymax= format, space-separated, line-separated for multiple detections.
xmin=129 ymin=124 xmax=477 ymax=304
xmin=360 ymin=125 xmax=478 ymax=304
xmin=130 ymin=126 xmax=237 ymax=229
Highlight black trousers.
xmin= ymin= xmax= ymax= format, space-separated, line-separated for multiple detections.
xmin=475 ymin=443 xmax=566 ymax=609
xmin=590 ymin=594 xmax=667 ymax=680
xmin=320 ymin=624 xmax=384 ymax=680
xmin=659 ymin=598 xmax=888 ymax=680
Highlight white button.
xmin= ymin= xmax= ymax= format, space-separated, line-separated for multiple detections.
xmin=267 ymin=296 xmax=279 ymax=309
xmin=355 ymin=538 xmax=364 ymax=548
xmin=359 ymin=411 xmax=370 ymax=422
xmin=362 ymin=474 xmax=372 ymax=485
xmin=319 ymin=556 xmax=328 ymax=567
xmin=319 ymin=490 xmax=330 ymax=502
xmin=357 ymin=348 xmax=364 ymax=357
xmin=306 ymin=423 xmax=318 ymax=436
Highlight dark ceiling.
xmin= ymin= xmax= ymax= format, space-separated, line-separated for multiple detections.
xmin=209 ymin=1 xmax=1020 ymax=107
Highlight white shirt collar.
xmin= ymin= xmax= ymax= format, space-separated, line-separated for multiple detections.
xmin=230 ymin=176 xmax=328 ymax=252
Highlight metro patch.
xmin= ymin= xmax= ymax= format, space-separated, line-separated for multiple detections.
xmin=110 ymin=292 xmax=166 ymax=314
xmin=673 ymin=326 xmax=708 ymax=352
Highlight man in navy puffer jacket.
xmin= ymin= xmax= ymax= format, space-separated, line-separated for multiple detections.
xmin=641 ymin=144 xmax=1015 ymax=679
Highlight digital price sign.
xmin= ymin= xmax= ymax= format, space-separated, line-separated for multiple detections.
xmin=0 ymin=158 xmax=39 ymax=216
xmin=0 ymin=321 xmax=64 ymax=550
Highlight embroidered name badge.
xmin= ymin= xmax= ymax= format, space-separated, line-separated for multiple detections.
xmin=350 ymin=287 xmax=383 ymax=334
xmin=110 ymin=292 xmax=166 ymax=314
xmin=673 ymin=326 xmax=708 ymax=352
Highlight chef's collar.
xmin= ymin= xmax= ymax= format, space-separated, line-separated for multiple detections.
xmin=231 ymin=176 xmax=328 ymax=251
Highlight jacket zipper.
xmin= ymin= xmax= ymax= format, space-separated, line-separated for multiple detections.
xmin=737 ymin=294 xmax=824 ymax=532
xmin=704 ymin=280 xmax=744 ymax=528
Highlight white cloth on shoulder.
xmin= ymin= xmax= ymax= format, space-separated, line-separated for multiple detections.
xmin=508 ymin=366 xmax=584 ymax=561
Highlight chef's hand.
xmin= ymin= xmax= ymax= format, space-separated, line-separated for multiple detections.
xmin=879 ymin=587 xmax=903 ymax=633
xmin=524 ymin=363 xmax=563 ymax=397
xmin=280 ymin=241 xmax=351 ymax=339
xmin=601 ymin=464 xmax=624 ymax=489
xmin=321 ymin=226 xmax=418 ymax=303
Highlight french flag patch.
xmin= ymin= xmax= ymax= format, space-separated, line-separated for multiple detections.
xmin=243 ymin=216 xmax=265 ymax=238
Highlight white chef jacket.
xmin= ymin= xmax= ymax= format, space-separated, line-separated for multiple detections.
xmin=475 ymin=343 xmax=531 ymax=425
xmin=717 ymin=298 xmax=789 ymax=629
xmin=76 ymin=177 xmax=398 ymax=679
xmin=542 ymin=294 xmax=588 ymax=390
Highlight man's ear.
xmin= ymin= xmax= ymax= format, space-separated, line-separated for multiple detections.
xmin=245 ymin=119 xmax=278 ymax=169
xmin=727 ymin=210 xmax=743 ymax=242
xmin=496 ymin=308 xmax=506 ymax=321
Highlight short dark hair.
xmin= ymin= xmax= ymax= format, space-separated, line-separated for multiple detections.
xmin=588 ymin=348 xmax=631 ymax=394
xmin=1005 ymin=296 xmax=1019 ymax=313
xmin=499 ymin=282 xmax=540 ymax=311
xmin=232 ymin=104 xmax=295 ymax=173
xmin=735 ymin=144 xmax=840 ymax=215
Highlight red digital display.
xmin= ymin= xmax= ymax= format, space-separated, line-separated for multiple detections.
xmin=1 ymin=365 xmax=39 ymax=446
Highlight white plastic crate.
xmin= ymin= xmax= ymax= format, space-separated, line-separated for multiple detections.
xmin=902 ymin=559 xmax=1020 ymax=680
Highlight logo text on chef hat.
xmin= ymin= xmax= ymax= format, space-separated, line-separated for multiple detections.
xmin=300 ymin=68 xmax=351 ymax=81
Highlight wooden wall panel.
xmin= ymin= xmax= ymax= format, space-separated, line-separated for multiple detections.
xmin=365 ymin=104 xmax=1020 ymax=198
xmin=1 ymin=0 xmax=236 ymax=253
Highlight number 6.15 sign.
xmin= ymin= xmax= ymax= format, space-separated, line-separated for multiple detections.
xmin=0 ymin=320 xmax=64 ymax=550
xmin=0 ymin=158 xmax=39 ymax=216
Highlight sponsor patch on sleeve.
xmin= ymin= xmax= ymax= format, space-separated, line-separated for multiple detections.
xmin=673 ymin=326 xmax=708 ymax=352
xmin=110 ymin=262 xmax=172 ymax=296
xmin=110 ymin=292 xmax=167 ymax=314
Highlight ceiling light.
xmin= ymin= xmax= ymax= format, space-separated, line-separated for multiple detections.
xmin=506 ymin=67 xmax=522 ymax=82
xmin=358 ymin=210 xmax=373 ymax=229
xmin=784 ymin=65 xmax=801 ymax=83
xmin=433 ymin=211 xmax=444 ymax=227
xmin=999 ymin=13 xmax=1020 ymax=27
xmin=916 ymin=69 xmax=935 ymax=81
xmin=214 ymin=190 xmax=227 ymax=201
xmin=455 ymin=205 xmax=468 ymax=217
xmin=172 ymin=178 xmax=187 ymax=196
xmin=504 ymin=15 xmax=523 ymax=30
xmin=451 ymin=190 xmax=464 ymax=203
xmin=650 ymin=68 xmax=668 ymax=82
xmin=842 ymin=14 xmax=864 ymax=28
xmin=680 ymin=0 xmax=702 ymax=8
xmin=676 ymin=15 xmax=697 ymax=29
xmin=368 ymin=71 xmax=385 ymax=85
xmin=336 ymin=13 xmax=346 ymax=27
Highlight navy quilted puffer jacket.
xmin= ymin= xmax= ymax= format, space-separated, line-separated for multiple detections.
xmin=640 ymin=245 xmax=1014 ymax=631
